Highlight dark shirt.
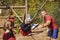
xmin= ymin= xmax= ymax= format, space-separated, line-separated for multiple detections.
xmin=21 ymin=22 xmax=31 ymax=32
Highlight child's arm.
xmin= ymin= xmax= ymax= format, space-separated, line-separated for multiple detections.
xmin=43 ymin=20 xmax=51 ymax=27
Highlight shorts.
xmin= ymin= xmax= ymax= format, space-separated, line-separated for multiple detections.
xmin=48 ymin=28 xmax=58 ymax=39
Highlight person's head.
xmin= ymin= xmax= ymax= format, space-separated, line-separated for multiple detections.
xmin=41 ymin=10 xmax=47 ymax=17
xmin=9 ymin=10 xmax=13 ymax=15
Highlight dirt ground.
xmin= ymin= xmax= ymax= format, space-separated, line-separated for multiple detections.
xmin=0 ymin=28 xmax=60 ymax=40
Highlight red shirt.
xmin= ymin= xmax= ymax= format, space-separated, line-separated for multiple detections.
xmin=9 ymin=17 xmax=14 ymax=22
xmin=3 ymin=33 xmax=16 ymax=40
xmin=44 ymin=15 xmax=58 ymax=29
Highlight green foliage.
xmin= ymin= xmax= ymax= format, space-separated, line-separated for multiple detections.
xmin=15 ymin=25 xmax=20 ymax=34
xmin=15 ymin=0 xmax=25 ymax=6
xmin=28 ymin=0 xmax=60 ymax=28
xmin=1 ymin=0 xmax=60 ymax=28
xmin=44 ymin=2 xmax=58 ymax=14
xmin=1 ymin=0 xmax=14 ymax=5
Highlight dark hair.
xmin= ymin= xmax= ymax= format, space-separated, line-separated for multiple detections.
xmin=9 ymin=10 xmax=13 ymax=15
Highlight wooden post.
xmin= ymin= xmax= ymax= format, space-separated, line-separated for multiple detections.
xmin=10 ymin=7 xmax=23 ymax=23
xmin=25 ymin=0 xmax=28 ymax=16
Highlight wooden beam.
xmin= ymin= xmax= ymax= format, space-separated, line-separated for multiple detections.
xmin=0 ymin=6 xmax=26 ymax=9
xmin=25 ymin=0 xmax=28 ymax=14
xmin=0 ymin=16 xmax=23 ymax=18
xmin=10 ymin=7 xmax=23 ymax=23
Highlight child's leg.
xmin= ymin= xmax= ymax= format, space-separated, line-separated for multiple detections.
xmin=47 ymin=30 xmax=52 ymax=40
xmin=52 ymin=29 xmax=58 ymax=40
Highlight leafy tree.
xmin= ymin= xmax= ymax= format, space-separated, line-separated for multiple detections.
xmin=0 ymin=0 xmax=60 ymax=28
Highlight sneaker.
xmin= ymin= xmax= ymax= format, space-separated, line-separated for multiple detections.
xmin=31 ymin=24 xmax=38 ymax=30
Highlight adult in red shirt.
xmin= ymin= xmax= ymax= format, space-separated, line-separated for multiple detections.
xmin=41 ymin=10 xmax=58 ymax=40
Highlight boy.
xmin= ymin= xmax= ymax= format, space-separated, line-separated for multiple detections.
xmin=41 ymin=10 xmax=58 ymax=40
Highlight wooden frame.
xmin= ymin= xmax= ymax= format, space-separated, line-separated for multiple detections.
xmin=0 ymin=6 xmax=26 ymax=9
xmin=0 ymin=0 xmax=28 ymax=23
